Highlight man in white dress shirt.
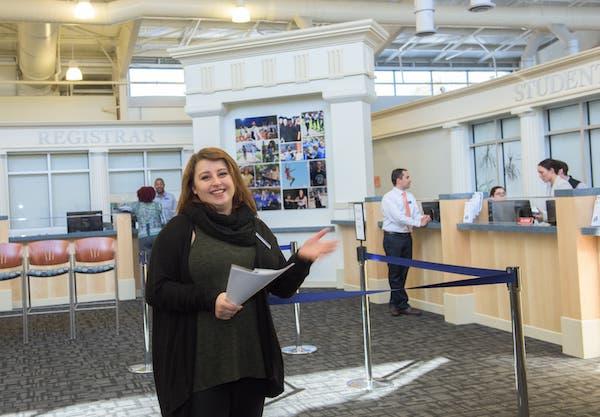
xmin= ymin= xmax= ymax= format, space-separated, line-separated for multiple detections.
xmin=153 ymin=178 xmax=177 ymax=224
xmin=381 ymin=169 xmax=431 ymax=316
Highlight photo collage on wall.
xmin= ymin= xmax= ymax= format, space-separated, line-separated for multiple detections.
xmin=236 ymin=111 xmax=327 ymax=211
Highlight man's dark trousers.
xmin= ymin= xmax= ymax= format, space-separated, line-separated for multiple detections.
xmin=383 ymin=231 xmax=412 ymax=309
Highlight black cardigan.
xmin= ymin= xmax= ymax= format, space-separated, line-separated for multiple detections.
xmin=145 ymin=214 xmax=312 ymax=417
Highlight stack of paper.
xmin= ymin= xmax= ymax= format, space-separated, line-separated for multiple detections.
xmin=226 ymin=263 xmax=295 ymax=304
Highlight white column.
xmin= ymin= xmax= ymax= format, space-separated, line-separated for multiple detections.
xmin=324 ymin=91 xmax=376 ymax=205
xmin=512 ymin=107 xmax=547 ymax=197
xmin=444 ymin=122 xmax=473 ymax=193
xmin=89 ymin=148 xmax=111 ymax=218
xmin=181 ymin=146 xmax=195 ymax=169
xmin=0 ymin=151 xmax=9 ymax=216
xmin=187 ymin=101 xmax=226 ymax=151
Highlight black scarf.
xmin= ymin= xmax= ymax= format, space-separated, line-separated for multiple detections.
xmin=182 ymin=202 xmax=257 ymax=247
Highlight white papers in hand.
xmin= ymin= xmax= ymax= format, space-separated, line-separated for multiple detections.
xmin=226 ymin=263 xmax=295 ymax=305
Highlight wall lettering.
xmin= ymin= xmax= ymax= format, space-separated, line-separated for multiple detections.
xmin=38 ymin=129 xmax=155 ymax=145
xmin=514 ymin=63 xmax=600 ymax=102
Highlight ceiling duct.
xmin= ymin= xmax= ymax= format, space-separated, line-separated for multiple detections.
xmin=548 ymin=24 xmax=579 ymax=55
xmin=414 ymin=0 xmax=436 ymax=37
xmin=468 ymin=0 xmax=495 ymax=13
xmin=520 ymin=30 xmax=546 ymax=69
xmin=17 ymin=22 xmax=59 ymax=95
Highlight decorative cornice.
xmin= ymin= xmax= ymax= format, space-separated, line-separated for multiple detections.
xmin=170 ymin=19 xmax=389 ymax=64
xmin=0 ymin=120 xmax=192 ymax=128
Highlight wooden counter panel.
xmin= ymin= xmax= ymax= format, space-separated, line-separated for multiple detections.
xmin=469 ymin=231 xmax=561 ymax=332
xmin=409 ymin=228 xmax=444 ymax=305
xmin=340 ymin=226 xmax=360 ymax=288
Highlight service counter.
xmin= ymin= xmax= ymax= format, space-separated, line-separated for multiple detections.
xmin=0 ymin=213 xmax=137 ymax=312
xmin=334 ymin=189 xmax=600 ymax=358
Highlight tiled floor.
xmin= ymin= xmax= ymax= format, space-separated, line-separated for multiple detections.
xmin=1 ymin=296 xmax=599 ymax=416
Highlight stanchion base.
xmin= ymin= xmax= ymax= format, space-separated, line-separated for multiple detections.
xmin=281 ymin=345 xmax=317 ymax=355
xmin=128 ymin=363 xmax=153 ymax=374
xmin=347 ymin=378 xmax=391 ymax=390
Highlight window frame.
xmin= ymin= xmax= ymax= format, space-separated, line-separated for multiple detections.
xmin=470 ymin=116 xmax=521 ymax=195
xmin=546 ymin=99 xmax=600 ymax=186
xmin=108 ymin=149 xmax=184 ymax=202
xmin=7 ymin=152 xmax=92 ymax=229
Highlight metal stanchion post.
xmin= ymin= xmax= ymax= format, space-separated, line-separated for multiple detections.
xmin=128 ymin=250 xmax=153 ymax=374
xmin=507 ymin=267 xmax=529 ymax=417
xmin=348 ymin=245 xmax=389 ymax=390
xmin=282 ymin=241 xmax=317 ymax=355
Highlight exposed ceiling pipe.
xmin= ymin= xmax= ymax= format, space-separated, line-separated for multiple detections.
xmin=548 ymin=23 xmax=580 ymax=55
xmin=17 ymin=22 xmax=59 ymax=95
xmin=0 ymin=0 xmax=599 ymax=30
xmin=414 ymin=0 xmax=436 ymax=37
xmin=520 ymin=30 xmax=547 ymax=69
xmin=293 ymin=16 xmax=313 ymax=29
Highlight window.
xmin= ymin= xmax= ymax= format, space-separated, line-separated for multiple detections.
xmin=129 ymin=68 xmax=185 ymax=97
xmin=471 ymin=117 xmax=521 ymax=196
xmin=374 ymin=69 xmax=511 ymax=97
xmin=7 ymin=153 xmax=90 ymax=229
xmin=108 ymin=150 xmax=183 ymax=203
xmin=546 ymin=100 xmax=600 ymax=186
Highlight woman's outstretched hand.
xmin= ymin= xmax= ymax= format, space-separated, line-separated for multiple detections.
xmin=215 ymin=292 xmax=242 ymax=320
xmin=297 ymin=228 xmax=338 ymax=262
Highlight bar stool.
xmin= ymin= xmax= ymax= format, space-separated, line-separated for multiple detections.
xmin=72 ymin=237 xmax=119 ymax=338
xmin=0 ymin=243 xmax=28 ymax=343
xmin=25 ymin=239 xmax=73 ymax=340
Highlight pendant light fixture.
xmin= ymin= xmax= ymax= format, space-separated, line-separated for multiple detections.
xmin=231 ymin=0 xmax=251 ymax=23
xmin=65 ymin=43 xmax=83 ymax=81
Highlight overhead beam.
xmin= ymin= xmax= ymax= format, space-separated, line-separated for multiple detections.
xmin=0 ymin=1 xmax=599 ymax=30
xmin=116 ymin=19 xmax=141 ymax=78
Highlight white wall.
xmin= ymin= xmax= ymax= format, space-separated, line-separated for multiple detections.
xmin=0 ymin=65 xmax=17 ymax=96
xmin=373 ymin=127 xmax=452 ymax=200
xmin=0 ymin=96 xmax=117 ymax=122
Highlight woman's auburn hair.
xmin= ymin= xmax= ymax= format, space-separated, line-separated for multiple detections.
xmin=176 ymin=147 xmax=257 ymax=214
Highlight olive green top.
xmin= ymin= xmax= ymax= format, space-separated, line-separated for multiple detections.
xmin=188 ymin=228 xmax=266 ymax=392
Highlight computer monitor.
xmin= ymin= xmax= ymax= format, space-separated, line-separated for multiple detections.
xmin=546 ymin=200 xmax=557 ymax=226
xmin=488 ymin=200 xmax=532 ymax=223
xmin=421 ymin=201 xmax=441 ymax=223
xmin=67 ymin=211 xmax=103 ymax=233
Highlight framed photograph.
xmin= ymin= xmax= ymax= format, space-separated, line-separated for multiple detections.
xmin=255 ymin=163 xmax=280 ymax=187
xmin=281 ymin=161 xmax=309 ymax=189
xmin=235 ymin=115 xmax=279 ymax=141
xmin=279 ymin=142 xmax=303 ymax=161
xmin=309 ymin=187 xmax=327 ymax=209
xmin=236 ymin=142 xmax=262 ymax=164
xmin=239 ymin=165 xmax=256 ymax=188
xmin=303 ymin=136 xmax=326 ymax=160
xmin=279 ymin=115 xmax=302 ymax=142
xmin=309 ymin=160 xmax=327 ymax=187
xmin=283 ymin=188 xmax=309 ymax=210
xmin=261 ymin=139 xmax=280 ymax=163
xmin=301 ymin=110 xmax=324 ymax=137
xmin=253 ymin=188 xmax=282 ymax=211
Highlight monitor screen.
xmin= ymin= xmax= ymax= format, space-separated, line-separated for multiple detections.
xmin=67 ymin=211 xmax=103 ymax=233
xmin=546 ymin=200 xmax=556 ymax=226
xmin=421 ymin=201 xmax=441 ymax=223
xmin=488 ymin=200 xmax=532 ymax=223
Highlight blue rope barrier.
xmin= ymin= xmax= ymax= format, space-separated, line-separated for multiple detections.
xmin=366 ymin=253 xmax=505 ymax=277
xmin=269 ymin=271 xmax=515 ymax=305
xmin=279 ymin=244 xmax=292 ymax=251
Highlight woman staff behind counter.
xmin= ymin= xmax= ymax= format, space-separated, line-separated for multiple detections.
xmin=146 ymin=147 xmax=336 ymax=417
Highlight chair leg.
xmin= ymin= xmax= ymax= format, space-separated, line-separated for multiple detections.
xmin=114 ymin=265 xmax=119 ymax=336
xmin=21 ymin=270 xmax=28 ymax=344
xmin=68 ymin=257 xmax=76 ymax=340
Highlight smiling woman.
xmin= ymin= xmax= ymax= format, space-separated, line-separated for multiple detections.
xmin=145 ymin=147 xmax=337 ymax=417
